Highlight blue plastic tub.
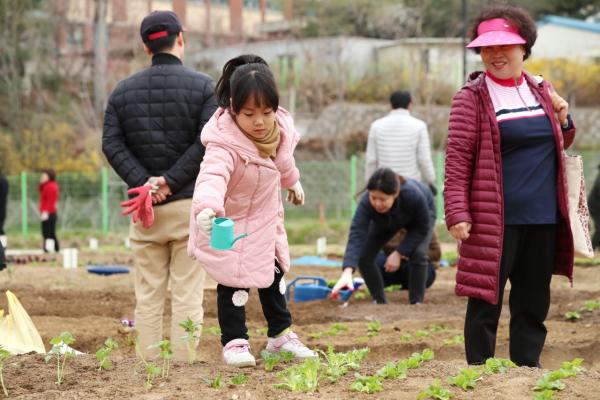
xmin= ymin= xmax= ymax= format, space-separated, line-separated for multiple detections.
xmin=285 ymin=276 xmax=362 ymax=302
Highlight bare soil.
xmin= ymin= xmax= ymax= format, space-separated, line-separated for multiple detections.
xmin=0 ymin=251 xmax=599 ymax=399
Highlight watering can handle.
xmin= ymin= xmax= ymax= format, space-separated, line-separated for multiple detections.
xmin=231 ymin=233 xmax=248 ymax=246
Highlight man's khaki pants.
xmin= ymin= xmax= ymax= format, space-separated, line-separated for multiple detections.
xmin=130 ymin=198 xmax=205 ymax=361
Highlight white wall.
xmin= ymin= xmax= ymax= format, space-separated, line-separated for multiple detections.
xmin=535 ymin=24 xmax=600 ymax=59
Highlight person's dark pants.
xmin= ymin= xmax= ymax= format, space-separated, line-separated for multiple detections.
xmin=375 ymin=251 xmax=436 ymax=289
xmin=358 ymin=225 xmax=432 ymax=304
xmin=41 ymin=212 xmax=59 ymax=252
xmin=464 ymin=224 xmax=557 ymax=367
xmin=217 ymin=264 xmax=292 ymax=346
xmin=0 ymin=241 xmax=5 ymax=271
xmin=591 ymin=211 xmax=600 ymax=250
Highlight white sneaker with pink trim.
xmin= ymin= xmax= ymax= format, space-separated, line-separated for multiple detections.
xmin=265 ymin=331 xmax=317 ymax=359
xmin=223 ymin=339 xmax=256 ymax=367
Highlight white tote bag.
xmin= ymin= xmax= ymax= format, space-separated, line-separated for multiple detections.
xmin=565 ymin=154 xmax=594 ymax=258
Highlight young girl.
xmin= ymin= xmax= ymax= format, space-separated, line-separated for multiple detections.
xmin=188 ymin=54 xmax=316 ymax=367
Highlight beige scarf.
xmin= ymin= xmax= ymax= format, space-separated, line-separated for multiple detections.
xmin=238 ymin=121 xmax=281 ymax=159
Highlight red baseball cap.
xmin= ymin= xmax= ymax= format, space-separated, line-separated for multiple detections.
xmin=466 ymin=18 xmax=526 ymax=48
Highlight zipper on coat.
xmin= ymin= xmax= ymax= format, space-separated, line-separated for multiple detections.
xmin=239 ymin=165 xmax=262 ymax=280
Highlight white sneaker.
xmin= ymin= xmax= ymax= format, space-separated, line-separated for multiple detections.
xmin=223 ymin=339 xmax=256 ymax=367
xmin=265 ymin=331 xmax=317 ymax=359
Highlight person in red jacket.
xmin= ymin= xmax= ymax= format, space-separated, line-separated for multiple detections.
xmin=39 ymin=169 xmax=60 ymax=252
xmin=444 ymin=4 xmax=575 ymax=368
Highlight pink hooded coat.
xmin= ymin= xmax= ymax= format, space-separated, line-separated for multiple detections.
xmin=187 ymin=107 xmax=300 ymax=288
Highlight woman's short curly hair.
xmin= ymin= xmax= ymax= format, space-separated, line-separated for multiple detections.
xmin=469 ymin=4 xmax=537 ymax=60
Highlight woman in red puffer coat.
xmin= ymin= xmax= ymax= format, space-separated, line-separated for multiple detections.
xmin=444 ymin=4 xmax=575 ymax=368
xmin=39 ymin=169 xmax=60 ymax=252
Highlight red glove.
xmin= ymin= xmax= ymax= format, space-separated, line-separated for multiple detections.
xmin=121 ymin=185 xmax=155 ymax=228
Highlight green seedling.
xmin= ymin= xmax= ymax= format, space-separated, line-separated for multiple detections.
xmin=582 ymin=300 xmax=600 ymax=312
xmin=350 ymin=373 xmax=384 ymax=394
xmin=429 ymin=324 xmax=447 ymax=333
xmin=0 ymin=346 xmax=10 ymax=396
xmin=45 ymin=331 xmax=76 ymax=385
xmin=310 ymin=323 xmax=348 ymax=339
xmin=384 ymin=284 xmax=402 ymax=292
xmin=417 ymin=379 xmax=454 ymax=400
xmin=447 ymin=368 xmax=481 ymax=390
xmin=230 ymin=373 xmax=248 ymax=385
xmin=376 ymin=361 xmax=408 ymax=380
xmin=400 ymin=334 xmax=413 ymax=342
xmin=415 ymin=330 xmax=430 ymax=337
xmin=482 ymin=358 xmax=516 ymax=374
xmin=203 ymin=326 xmax=222 ymax=335
xmin=256 ymin=327 xmax=268 ymax=335
xmin=533 ymin=389 xmax=556 ymax=400
xmin=564 ymin=311 xmax=581 ymax=321
xmin=443 ymin=335 xmax=465 ymax=346
xmin=354 ymin=292 xmax=366 ymax=300
xmin=149 ymin=340 xmax=172 ymax=379
xmin=275 ymin=358 xmax=320 ymax=392
xmin=367 ymin=320 xmax=381 ymax=337
xmin=209 ymin=374 xmax=223 ymax=389
xmin=320 ymin=346 xmax=369 ymax=382
xmin=179 ymin=317 xmax=200 ymax=364
xmin=534 ymin=372 xmax=566 ymax=392
xmin=280 ymin=351 xmax=295 ymax=363
xmin=144 ymin=362 xmax=161 ymax=390
xmin=96 ymin=337 xmax=118 ymax=371
xmin=559 ymin=358 xmax=585 ymax=377
xmin=261 ymin=350 xmax=282 ymax=371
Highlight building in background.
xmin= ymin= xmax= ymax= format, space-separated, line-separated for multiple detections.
xmin=535 ymin=15 xmax=600 ymax=59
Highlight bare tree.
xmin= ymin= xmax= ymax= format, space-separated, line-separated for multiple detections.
xmin=93 ymin=0 xmax=108 ymax=116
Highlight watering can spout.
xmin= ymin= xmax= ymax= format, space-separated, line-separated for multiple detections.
xmin=231 ymin=233 xmax=248 ymax=246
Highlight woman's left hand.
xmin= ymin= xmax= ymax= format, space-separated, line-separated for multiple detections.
xmin=384 ymin=251 xmax=407 ymax=273
xmin=549 ymin=91 xmax=569 ymax=126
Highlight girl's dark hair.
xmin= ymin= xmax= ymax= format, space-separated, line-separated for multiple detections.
xmin=365 ymin=168 xmax=404 ymax=195
xmin=215 ymin=54 xmax=279 ymax=114
xmin=43 ymin=169 xmax=56 ymax=181
xmin=469 ymin=4 xmax=537 ymax=60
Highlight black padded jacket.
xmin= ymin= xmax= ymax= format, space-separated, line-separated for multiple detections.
xmin=102 ymin=53 xmax=217 ymax=204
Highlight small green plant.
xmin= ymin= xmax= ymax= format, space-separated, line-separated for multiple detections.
xmin=376 ymin=361 xmax=408 ymax=380
xmin=350 ymin=373 xmax=384 ymax=394
xmin=45 ymin=331 xmax=76 ymax=385
xmin=367 ymin=320 xmax=381 ymax=337
xmin=203 ymin=326 xmax=222 ymax=335
xmin=417 ymin=379 xmax=454 ymax=400
xmin=149 ymin=340 xmax=172 ymax=379
xmin=320 ymin=346 xmax=369 ymax=382
xmin=384 ymin=284 xmax=402 ymax=292
xmin=256 ymin=327 xmax=268 ymax=335
xmin=582 ymin=300 xmax=600 ymax=312
xmin=179 ymin=317 xmax=200 ymax=364
xmin=533 ymin=389 xmax=556 ymax=400
xmin=564 ymin=311 xmax=581 ymax=321
xmin=96 ymin=338 xmax=118 ymax=371
xmin=559 ymin=358 xmax=585 ymax=376
xmin=534 ymin=372 xmax=566 ymax=392
xmin=443 ymin=335 xmax=465 ymax=346
xmin=354 ymin=292 xmax=366 ymax=300
xmin=230 ymin=373 xmax=248 ymax=385
xmin=447 ymin=368 xmax=481 ymax=390
xmin=144 ymin=362 xmax=161 ymax=390
xmin=309 ymin=323 xmax=348 ymax=339
xmin=429 ymin=324 xmax=447 ymax=333
xmin=400 ymin=333 xmax=413 ymax=342
xmin=209 ymin=374 xmax=223 ymax=389
xmin=0 ymin=346 xmax=10 ymax=396
xmin=275 ymin=358 xmax=320 ymax=392
xmin=482 ymin=358 xmax=516 ymax=374
xmin=261 ymin=350 xmax=282 ymax=371
xmin=415 ymin=330 xmax=430 ymax=337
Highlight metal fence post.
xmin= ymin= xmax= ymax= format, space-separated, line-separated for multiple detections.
xmin=350 ymin=154 xmax=357 ymax=216
xmin=436 ymin=152 xmax=444 ymax=223
xmin=20 ymin=171 xmax=28 ymax=237
xmin=101 ymin=167 xmax=109 ymax=234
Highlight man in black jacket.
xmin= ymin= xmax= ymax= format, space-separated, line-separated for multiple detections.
xmin=102 ymin=11 xmax=217 ymax=361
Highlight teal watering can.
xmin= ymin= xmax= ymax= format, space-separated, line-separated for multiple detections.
xmin=210 ymin=217 xmax=248 ymax=250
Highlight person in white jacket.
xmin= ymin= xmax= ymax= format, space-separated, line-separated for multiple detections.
xmin=365 ymin=90 xmax=436 ymax=195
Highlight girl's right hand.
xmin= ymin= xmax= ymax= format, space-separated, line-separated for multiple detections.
xmin=330 ymin=267 xmax=354 ymax=298
xmin=449 ymin=222 xmax=472 ymax=241
xmin=196 ymin=208 xmax=216 ymax=233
